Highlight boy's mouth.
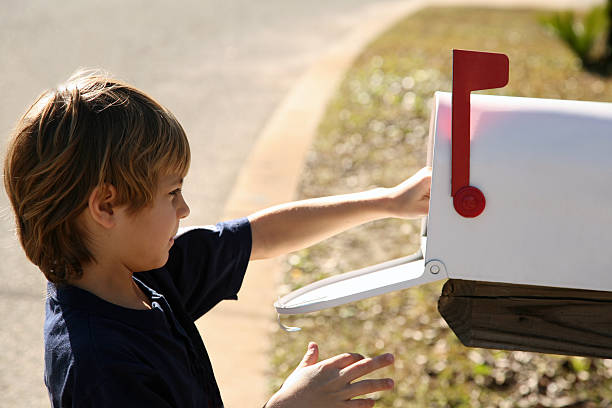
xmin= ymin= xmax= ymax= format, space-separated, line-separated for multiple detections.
xmin=170 ymin=226 xmax=180 ymax=243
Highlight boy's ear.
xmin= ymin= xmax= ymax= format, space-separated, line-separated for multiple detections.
xmin=87 ymin=184 xmax=119 ymax=229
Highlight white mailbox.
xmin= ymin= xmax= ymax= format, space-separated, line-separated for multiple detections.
xmin=274 ymin=50 xmax=612 ymax=317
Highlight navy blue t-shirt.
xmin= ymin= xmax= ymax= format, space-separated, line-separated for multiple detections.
xmin=43 ymin=218 xmax=252 ymax=407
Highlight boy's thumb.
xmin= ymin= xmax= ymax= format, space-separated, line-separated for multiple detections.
xmin=298 ymin=342 xmax=319 ymax=367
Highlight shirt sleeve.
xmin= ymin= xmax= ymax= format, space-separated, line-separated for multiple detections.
xmin=162 ymin=217 xmax=252 ymax=320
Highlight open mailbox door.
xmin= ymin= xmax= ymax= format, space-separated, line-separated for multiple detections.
xmin=274 ymin=50 xmax=612 ymax=357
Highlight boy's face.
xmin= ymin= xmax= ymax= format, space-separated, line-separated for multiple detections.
xmin=113 ymin=174 xmax=190 ymax=273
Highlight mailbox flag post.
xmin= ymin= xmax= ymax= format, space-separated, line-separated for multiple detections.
xmin=451 ymin=49 xmax=508 ymax=218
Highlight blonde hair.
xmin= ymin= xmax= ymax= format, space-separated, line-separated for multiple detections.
xmin=4 ymin=70 xmax=191 ymax=285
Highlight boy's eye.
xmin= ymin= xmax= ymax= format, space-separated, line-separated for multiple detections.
xmin=169 ymin=188 xmax=182 ymax=196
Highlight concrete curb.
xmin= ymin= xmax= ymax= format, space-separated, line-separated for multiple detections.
xmin=198 ymin=0 xmax=603 ymax=406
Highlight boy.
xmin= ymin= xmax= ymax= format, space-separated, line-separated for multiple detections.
xmin=3 ymin=71 xmax=431 ymax=407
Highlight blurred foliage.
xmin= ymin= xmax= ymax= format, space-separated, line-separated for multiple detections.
xmin=268 ymin=7 xmax=612 ymax=408
xmin=541 ymin=0 xmax=612 ymax=75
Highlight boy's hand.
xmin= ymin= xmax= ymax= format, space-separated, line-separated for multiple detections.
xmin=266 ymin=342 xmax=394 ymax=408
xmin=385 ymin=166 xmax=432 ymax=219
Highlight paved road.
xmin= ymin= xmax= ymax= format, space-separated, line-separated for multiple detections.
xmin=0 ymin=0 xmax=408 ymax=406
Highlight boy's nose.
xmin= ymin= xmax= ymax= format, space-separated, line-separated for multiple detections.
xmin=178 ymin=197 xmax=190 ymax=219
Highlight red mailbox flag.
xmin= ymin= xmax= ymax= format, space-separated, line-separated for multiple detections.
xmin=452 ymin=49 xmax=509 ymax=217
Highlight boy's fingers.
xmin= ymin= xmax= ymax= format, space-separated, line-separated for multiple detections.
xmin=413 ymin=166 xmax=432 ymax=181
xmin=298 ymin=342 xmax=319 ymax=368
xmin=343 ymin=378 xmax=394 ymax=399
xmin=324 ymin=352 xmax=365 ymax=369
xmin=339 ymin=353 xmax=394 ymax=382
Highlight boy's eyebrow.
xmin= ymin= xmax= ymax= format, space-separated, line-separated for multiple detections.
xmin=166 ymin=176 xmax=183 ymax=186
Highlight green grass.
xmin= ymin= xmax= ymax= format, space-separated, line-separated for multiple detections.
xmin=269 ymin=7 xmax=612 ymax=407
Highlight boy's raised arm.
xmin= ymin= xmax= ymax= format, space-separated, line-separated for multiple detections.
xmin=247 ymin=167 xmax=431 ymax=260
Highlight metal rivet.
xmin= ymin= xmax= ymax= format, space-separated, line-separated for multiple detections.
xmin=462 ymin=195 xmax=477 ymax=210
xmin=430 ymin=265 xmax=440 ymax=274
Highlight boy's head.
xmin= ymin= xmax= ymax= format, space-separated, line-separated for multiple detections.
xmin=4 ymin=70 xmax=191 ymax=285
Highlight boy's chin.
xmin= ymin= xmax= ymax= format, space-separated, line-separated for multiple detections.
xmin=135 ymin=252 xmax=171 ymax=273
